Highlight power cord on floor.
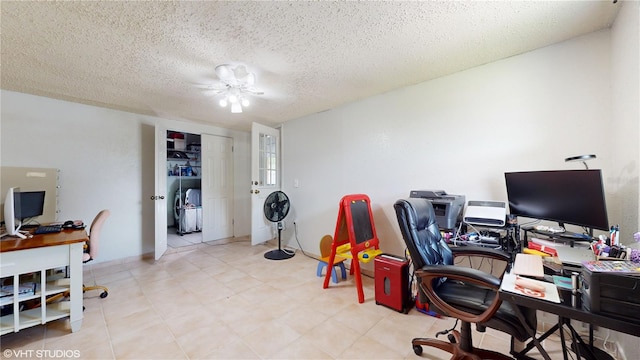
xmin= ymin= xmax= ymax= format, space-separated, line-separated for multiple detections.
xmin=290 ymin=221 xmax=316 ymax=260
xmin=290 ymin=221 xmax=376 ymax=279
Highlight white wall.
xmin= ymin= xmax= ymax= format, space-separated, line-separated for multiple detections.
xmin=280 ymin=7 xmax=639 ymax=356
xmin=608 ymin=1 xmax=639 ymax=359
xmin=0 ymin=91 xmax=251 ymax=263
xmin=611 ymin=0 xmax=640 ymax=248
xmin=281 ymin=29 xmax=617 ymax=261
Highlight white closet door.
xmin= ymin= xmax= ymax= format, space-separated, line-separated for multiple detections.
xmin=202 ymin=134 xmax=233 ymax=241
xmin=154 ymin=125 xmax=168 ymax=260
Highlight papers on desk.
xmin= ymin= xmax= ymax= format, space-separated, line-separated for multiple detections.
xmin=501 ymin=273 xmax=561 ymax=303
xmin=512 ymin=253 xmax=545 ymax=278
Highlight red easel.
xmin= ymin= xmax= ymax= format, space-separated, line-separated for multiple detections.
xmin=323 ymin=194 xmax=382 ymax=303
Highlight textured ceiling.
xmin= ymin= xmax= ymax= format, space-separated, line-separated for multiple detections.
xmin=1 ymin=1 xmax=620 ymax=131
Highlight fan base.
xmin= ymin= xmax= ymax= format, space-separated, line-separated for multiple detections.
xmin=264 ymin=249 xmax=295 ymax=260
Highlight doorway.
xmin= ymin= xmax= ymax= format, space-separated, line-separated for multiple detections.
xmin=155 ymin=126 xmax=235 ymax=258
xmin=166 ymin=130 xmax=203 ymax=247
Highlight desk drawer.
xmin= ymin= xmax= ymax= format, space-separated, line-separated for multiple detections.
xmin=0 ymin=246 xmax=70 ymax=276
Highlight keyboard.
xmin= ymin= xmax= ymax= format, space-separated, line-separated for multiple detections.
xmin=34 ymin=224 xmax=63 ymax=235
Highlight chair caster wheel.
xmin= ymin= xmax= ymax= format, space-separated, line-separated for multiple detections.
xmin=448 ymin=334 xmax=456 ymax=343
xmin=100 ymin=291 xmax=108 ymax=298
xmin=413 ymin=345 xmax=423 ymax=355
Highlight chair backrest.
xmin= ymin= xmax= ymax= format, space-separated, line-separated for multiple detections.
xmin=319 ymin=234 xmax=333 ymax=258
xmin=87 ymin=209 xmax=110 ymax=260
xmin=394 ymin=198 xmax=453 ymax=270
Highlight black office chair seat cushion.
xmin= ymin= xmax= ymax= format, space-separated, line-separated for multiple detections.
xmin=435 ymin=279 xmax=535 ymax=342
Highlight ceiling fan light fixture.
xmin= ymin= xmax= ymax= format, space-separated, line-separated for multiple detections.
xmin=231 ymin=102 xmax=243 ymax=113
xmin=212 ymin=63 xmax=262 ymax=113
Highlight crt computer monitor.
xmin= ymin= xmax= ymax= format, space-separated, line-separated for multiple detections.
xmin=19 ymin=191 xmax=46 ymax=221
xmin=504 ymin=169 xmax=609 ymax=234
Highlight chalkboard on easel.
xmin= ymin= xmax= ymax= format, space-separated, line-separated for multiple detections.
xmin=350 ymin=199 xmax=374 ymax=244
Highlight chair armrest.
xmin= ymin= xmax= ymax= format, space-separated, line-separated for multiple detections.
xmin=415 ymin=265 xmax=503 ymax=324
xmin=451 ymin=246 xmax=510 ymax=262
xmin=451 ymin=246 xmax=511 ymax=278
xmin=417 ymin=264 xmax=501 ymax=288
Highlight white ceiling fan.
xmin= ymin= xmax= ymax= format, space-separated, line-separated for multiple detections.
xmin=203 ymin=64 xmax=264 ymax=113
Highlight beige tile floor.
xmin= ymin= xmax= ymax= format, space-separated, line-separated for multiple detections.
xmin=167 ymin=229 xmax=203 ymax=248
xmin=1 ymin=238 xmax=619 ymax=359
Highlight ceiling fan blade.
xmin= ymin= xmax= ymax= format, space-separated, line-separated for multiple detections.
xmin=233 ymin=65 xmax=249 ymax=79
xmin=245 ymin=72 xmax=256 ymax=86
xmin=201 ymin=89 xmax=224 ymax=96
xmin=215 ymin=64 xmax=235 ymax=82
xmin=194 ymin=82 xmax=226 ymax=90
xmin=246 ymin=89 xmax=264 ymax=95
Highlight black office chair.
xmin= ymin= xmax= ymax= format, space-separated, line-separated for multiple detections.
xmin=394 ymin=198 xmax=537 ymax=360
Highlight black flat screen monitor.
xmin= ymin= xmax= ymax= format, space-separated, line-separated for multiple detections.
xmin=19 ymin=191 xmax=45 ymax=221
xmin=504 ymin=170 xmax=609 ymax=232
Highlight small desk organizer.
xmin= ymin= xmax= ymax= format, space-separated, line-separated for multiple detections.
xmin=322 ymin=194 xmax=382 ymax=303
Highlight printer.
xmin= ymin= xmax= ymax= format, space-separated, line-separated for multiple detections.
xmin=409 ymin=190 xmax=465 ymax=230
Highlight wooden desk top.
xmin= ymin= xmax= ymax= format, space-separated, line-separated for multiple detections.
xmin=0 ymin=228 xmax=88 ymax=253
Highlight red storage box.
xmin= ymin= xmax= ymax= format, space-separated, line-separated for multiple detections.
xmin=375 ymin=254 xmax=410 ymax=313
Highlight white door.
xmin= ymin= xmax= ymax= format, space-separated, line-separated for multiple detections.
xmin=154 ymin=125 xmax=168 ymax=260
xmin=202 ymin=134 xmax=233 ymax=241
xmin=251 ymin=122 xmax=280 ymax=245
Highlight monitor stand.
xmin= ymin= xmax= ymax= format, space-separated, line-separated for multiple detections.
xmin=2 ymin=231 xmax=27 ymax=239
xmin=10 ymin=222 xmax=28 ymax=239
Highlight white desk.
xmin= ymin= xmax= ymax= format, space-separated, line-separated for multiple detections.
xmin=0 ymin=229 xmax=87 ymax=335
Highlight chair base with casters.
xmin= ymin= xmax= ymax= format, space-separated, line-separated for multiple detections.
xmin=83 ymin=284 xmax=108 ymax=298
xmin=411 ymin=321 xmax=512 ymax=360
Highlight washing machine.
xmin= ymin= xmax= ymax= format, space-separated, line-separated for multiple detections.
xmin=174 ymin=188 xmax=202 ymax=234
